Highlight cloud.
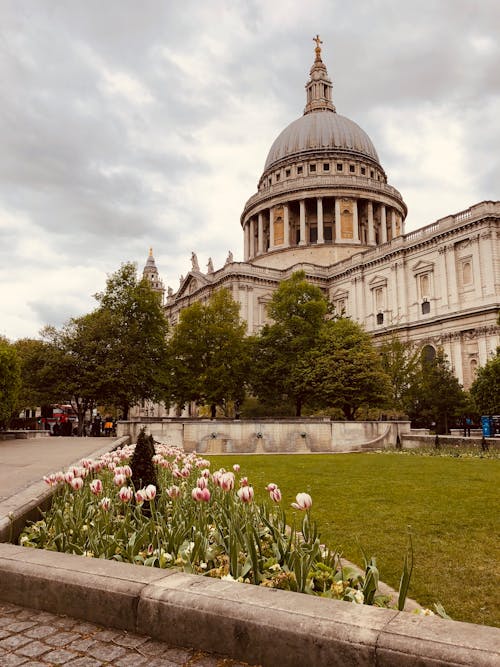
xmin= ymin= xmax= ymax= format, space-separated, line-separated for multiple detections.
xmin=0 ymin=0 xmax=498 ymax=339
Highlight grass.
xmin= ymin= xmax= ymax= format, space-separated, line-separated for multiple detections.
xmin=207 ymin=452 xmax=500 ymax=628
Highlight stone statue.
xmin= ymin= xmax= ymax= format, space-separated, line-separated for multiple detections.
xmin=207 ymin=257 xmax=214 ymax=273
xmin=191 ymin=252 xmax=199 ymax=271
xmin=179 ymin=274 xmax=184 ymax=284
xmin=167 ymin=286 xmax=173 ymax=297
xmin=225 ymin=250 xmax=233 ymax=265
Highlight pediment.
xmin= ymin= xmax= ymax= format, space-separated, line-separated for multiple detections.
xmin=176 ymin=272 xmax=210 ymax=299
xmin=368 ymin=274 xmax=388 ymax=288
xmin=412 ymin=260 xmax=434 ymax=275
xmin=331 ymin=288 xmax=349 ymax=299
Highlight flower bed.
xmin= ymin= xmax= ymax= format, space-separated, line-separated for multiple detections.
xmin=19 ymin=440 xmax=420 ymax=611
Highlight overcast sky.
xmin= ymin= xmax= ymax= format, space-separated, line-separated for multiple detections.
xmin=1 ymin=0 xmax=499 ymax=341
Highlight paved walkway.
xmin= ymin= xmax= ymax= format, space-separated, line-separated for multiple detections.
xmin=0 ymin=437 xmax=115 ymax=502
xmin=0 ymin=601 xmax=252 ymax=666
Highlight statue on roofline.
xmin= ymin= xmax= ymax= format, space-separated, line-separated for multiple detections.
xmin=191 ymin=252 xmax=199 ymax=271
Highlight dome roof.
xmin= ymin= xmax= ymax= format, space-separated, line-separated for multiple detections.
xmin=264 ymin=111 xmax=380 ymax=171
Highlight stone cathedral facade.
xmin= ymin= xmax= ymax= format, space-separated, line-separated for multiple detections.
xmin=144 ymin=40 xmax=499 ymax=406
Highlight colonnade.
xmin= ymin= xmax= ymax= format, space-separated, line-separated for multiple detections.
xmin=243 ymin=196 xmax=404 ymax=260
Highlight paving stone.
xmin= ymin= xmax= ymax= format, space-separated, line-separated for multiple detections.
xmin=0 ymin=655 xmax=29 ymax=666
xmin=144 ymin=659 xmax=181 ymax=667
xmin=0 ymin=603 xmax=18 ymax=614
xmin=52 ymin=616 xmax=79 ymax=630
xmin=139 ymin=638 xmax=183 ymax=656
xmin=68 ymin=637 xmax=97 ymax=652
xmin=0 ymin=634 xmax=31 ymax=650
xmin=67 ymin=658 xmax=103 ymax=667
xmin=112 ymin=631 xmax=150 ymax=648
xmin=190 ymin=654 xmax=222 ymax=667
xmin=4 ymin=620 xmax=37 ymax=632
xmin=114 ymin=654 xmax=149 ymax=667
xmin=0 ymin=628 xmax=12 ymax=639
xmin=162 ymin=646 xmax=197 ymax=663
xmin=33 ymin=611 xmax=60 ymax=623
xmin=71 ymin=621 xmax=101 ymax=635
xmin=87 ymin=641 xmax=127 ymax=661
xmin=12 ymin=608 xmax=36 ymax=621
xmin=44 ymin=630 xmax=80 ymax=647
xmin=16 ymin=639 xmax=51 ymax=658
xmin=24 ymin=624 xmax=59 ymax=639
xmin=43 ymin=648 xmax=80 ymax=665
xmin=92 ymin=629 xmax=120 ymax=642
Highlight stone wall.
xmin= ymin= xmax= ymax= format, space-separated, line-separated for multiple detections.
xmin=118 ymin=419 xmax=411 ymax=453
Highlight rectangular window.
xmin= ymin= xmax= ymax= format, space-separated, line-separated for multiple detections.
xmin=361 ymin=166 xmax=366 ymax=175
xmin=370 ymin=170 xmax=374 ymax=177
xmin=309 ymin=164 xmax=316 ymax=172
xmin=349 ymin=165 xmax=355 ymax=173
xmin=297 ymin=166 xmax=303 ymax=174
xmin=323 ymin=163 xmax=330 ymax=171
xmin=324 ymin=226 xmax=333 ymax=241
xmin=310 ymin=226 xmax=318 ymax=243
xmin=275 ymin=173 xmax=280 ymax=181
xmin=337 ymin=163 xmax=343 ymax=171
xmin=285 ymin=169 xmax=291 ymax=177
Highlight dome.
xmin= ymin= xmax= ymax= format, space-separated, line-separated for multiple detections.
xmin=264 ymin=111 xmax=380 ymax=172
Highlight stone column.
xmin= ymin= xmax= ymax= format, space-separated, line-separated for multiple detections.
xmin=446 ymin=243 xmax=458 ymax=308
xmin=269 ymin=207 xmax=275 ymax=250
xmin=257 ymin=212 xmax=264 ymax=255
xmin=367 ymin=201 xmax=375 ymax=245
xmin=249 ymin=218 xmax=255 ymax=259
xmin=390 ymin=209 xmax=396 ymax=240
xmin=380 ymin=205 xmax=387 ymax=243
xmin=352 ymin=200 xmax=360 ymax=242
xmin=299 ymin=200 xmax=306 ymax=245
xmin=317 ymin=197 xmax=324 ymax=244
xmin=470 ymin=235 xmax=482 ymax=297
xmin=284 ymin=203 xmax=290 ymax=248
xmin=335 ymin=198 xmax=341 ymax=242
xmin=244 ymin=222 xmax=250 ymax=260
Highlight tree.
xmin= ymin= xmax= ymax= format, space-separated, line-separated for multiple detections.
xmin=167 ymin=289 xmax=250 ymax=418
xmin=406 ymin=348 xmax=467 ymax=433
xmin=94 ymin=263 xmax=169 ymax=418
xmin=0 ymin=337 xmax=21 ymax=428
xmin=14 ymin=337 xmax=63 ymax=411
xmin=296 ymin=318 xmax=391 ymax=420
xmin=470 ymin=350 xmax=500 ymax=415
xmin=379 ymin=334 xmax=421 ymax=415
xmin=250 ymin=271 xmax=329 ymax=416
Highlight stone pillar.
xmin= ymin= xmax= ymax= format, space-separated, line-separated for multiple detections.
xmin=299 ymin=200 xmax=306 ymax=245
xmin=335 ymin=198 xmax=341 ymax=242
xmin=352 ymin=200 xmax=360 ymax=242
xmin=446 ymin=243 xmax=458 ymax=308
xmin=391 ymin=209 xmax=397 ymax=239
xmin=257 ymin=212 xmax=264 ymax=255
xmin=249 ymin=218 xmax=255 ymax=259
xmin=367 ymin=201 xmax=375 ymax=245
xmin=317 ymin=197 xmax=324 ymax=244
xmin=284 ymin=203 xmax=290 ymax=248
xmin=244 ymin=222 xmax=250 ymax=260
xmin=269 ymin=207 xmax=275 ymax=249
xmin=380 ymin=205 xmax=387 ymax=244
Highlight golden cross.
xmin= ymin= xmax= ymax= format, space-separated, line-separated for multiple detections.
xmin=313 ymin=34 xmax=323 ymax=49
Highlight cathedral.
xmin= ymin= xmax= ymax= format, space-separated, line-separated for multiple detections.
xmin=143 ymin=38 xmax=499 ymax=403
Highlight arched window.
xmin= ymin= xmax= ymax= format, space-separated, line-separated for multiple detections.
xmin=462 ymin=261 xmax=472 ymax=285
xmin=422 ymin=345 xmax=436 ymax=363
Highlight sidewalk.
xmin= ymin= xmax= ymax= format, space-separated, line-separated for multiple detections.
xmin=0 ymin=436 xmax=115 ymax=502
xmin=0 ymin=600 xmax=252 ymax=666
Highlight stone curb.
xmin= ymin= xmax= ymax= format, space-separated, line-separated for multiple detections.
xmin=0 ymin=436 xmax=129 ymax=543
xmin=0 ymin=542 xmax=498 ymax=667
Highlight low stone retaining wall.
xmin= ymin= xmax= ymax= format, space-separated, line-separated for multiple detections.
xmin=0 ymin=430 xmax=50 ymax=440
xmin=118 ymin=419 xmax=411 ymax=453
xmin=401 ymin=433 xmax=499 ymax=451
xmin=0 ymin=543 xmax=498 ymax=667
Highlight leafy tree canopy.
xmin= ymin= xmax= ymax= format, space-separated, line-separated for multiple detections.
xmin=0 ymin=337 xmax=21 ymax=428
xmin=470 ymin=349 xmax=500 ymax=415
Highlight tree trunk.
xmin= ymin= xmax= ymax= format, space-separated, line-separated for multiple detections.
xmin=122 ymin=402 xmax=130 ymax=420
xmin=295 ymin=398 xmax=302 ymax=417
xmin=210 ymin=403 xmax=216 ymax=420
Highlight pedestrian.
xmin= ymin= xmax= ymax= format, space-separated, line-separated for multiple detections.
xmin=463 ymin=416 xmax=472 ymax=437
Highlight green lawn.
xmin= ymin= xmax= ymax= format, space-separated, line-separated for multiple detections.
xmin=207 ymin=452 xmax=500 ymax=628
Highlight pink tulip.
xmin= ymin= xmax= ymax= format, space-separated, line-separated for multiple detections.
xmin=64 ymin=471 xmax=74 ymax=484
xmin=191 ymin=487 xmax=211 ymax=502
xmin=113 ymin=473 xmax=126 ymax=487
xmin=239 ymin=476 xmax=249 ymax=487
xmin=119 ymin=486 xmax=133 ymax=503
xmin=269 ymin=487 xmax=282 ymax=503
xmin=70 ymin=477 xmax=84 ymax=491
xmin=100 ymin=497 xmax=112 ymax=511
xmin=135 ymin=490 xmax=145 ymax=504
xmin=43 ymin=474 xmax=58 ymax=487
xmin=90 ymin=479 xmax=103 ymax=495
xmin=201 ymin=468 xmax=211 ymax=478
xmin=196 ymin=476 xmax=208 ymax=489
xmin=237 ymin=486 xmax=254 ymax=503
xmin=167 ymin=485 xmax=181 ymax=498
xmin=220 ymin=472 xmax=235 ymax=492
xmin=291 ymin=492 xmax=312 ymax=511
xmin=266 ymin=483 xmax=277 ymax=492
xmin=233 ymin=464 xmax=240 ymax=472
xmin=144 ymin=484 xmax=157 ymax=501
